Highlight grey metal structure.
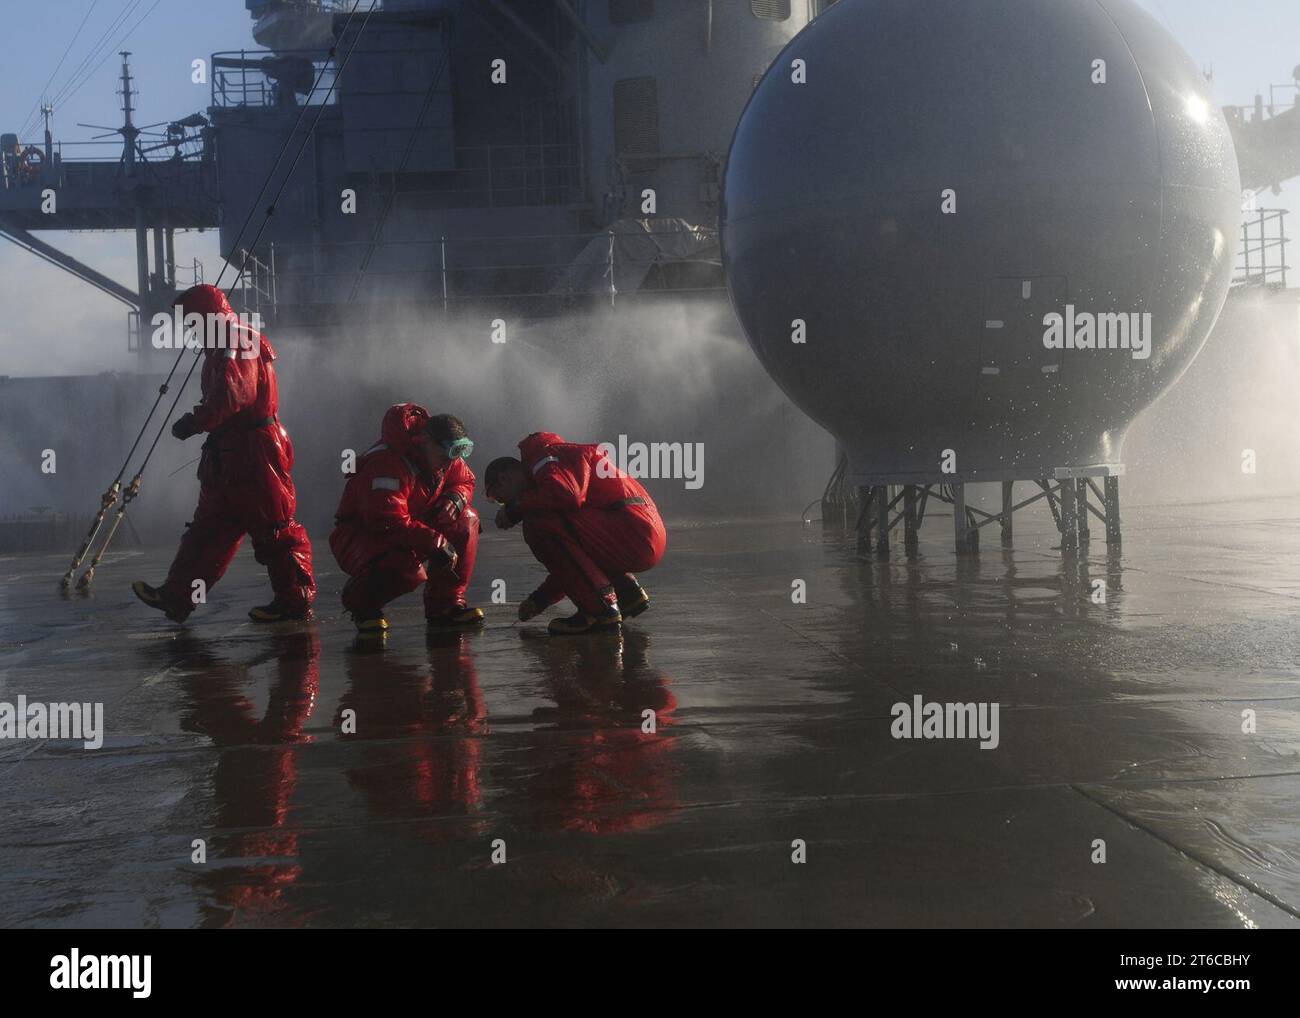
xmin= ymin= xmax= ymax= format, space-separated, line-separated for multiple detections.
xmin=211 ymin=0 xmax=822 ymax=320
xmin=1227 ymin=75 xmax=1300 ymax=194
xmin=0 ymin=2 xmax=830 ymax=332
xmin=722 ymin=0 xmax=1244 ymax=553
xmin=0 ymin=54 xmax=217 ymax=322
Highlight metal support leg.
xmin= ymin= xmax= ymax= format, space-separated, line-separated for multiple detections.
xmin=903 ymin=485 xmax=918 ymax=556
xmin=952 ymin=482 xmax=971 ymax=555
xmin=152 ymin=226 xmax=165 ymax=293
xmin=165 ymin=228 xmax=176 ymax=289
xmin=875 ymin=484 xmax=890 ymax=559
xmin=1076 ymin=479 xmax=1090 ymax=545
xmin=1104 ymin=476 xmax=1121 ymax=545
xmin=855 ymin=485 xmax=872 ymax=557
xmin=1001 ymin=481 xmax=1014 ymax=545
xmin=1060 ymin=480 xmax=1078 ymax=555
xmin=1039 ymin=478 xmax=1062 ymax=531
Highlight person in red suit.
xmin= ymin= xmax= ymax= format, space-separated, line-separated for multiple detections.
xmin=484 ymin=431 xmax=666 ymax=635
xmin=133 ymin=284 xmax=316 ymax=623
xmin=330 ymin=403 xmax=483 ymax=636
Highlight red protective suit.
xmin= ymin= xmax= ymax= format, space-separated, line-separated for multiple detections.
xmin=330 ymin=403 xmax=479 ymax=618
xmin=161 ymin=285 xmax=315 ymax=617
xmin=507 ymin=432 xmax=666 ymax=615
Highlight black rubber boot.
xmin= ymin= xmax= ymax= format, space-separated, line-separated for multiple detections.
xmin=131 ymin=581 xmax=190 ymax=623
xmin=547 ymin=605 xmax=623 ymax=636
xmin=518 ymin=591 xmax=547 ymax=621
xmin=614 ymin=575 xmax=650 ymax=619
xmin=248 ymin=600 xmax=313 ymax=623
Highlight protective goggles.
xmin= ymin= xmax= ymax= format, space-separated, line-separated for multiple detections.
xmin=441 ymin=436 xmax=474 ymax=460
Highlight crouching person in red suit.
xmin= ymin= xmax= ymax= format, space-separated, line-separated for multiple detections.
xmin=330 ymin=404 xmax=483 ymax=638
xmin=484 ymin=431 xmax=666 ymax=635
xmin=132 ymin=284 xmax=316 ymax=623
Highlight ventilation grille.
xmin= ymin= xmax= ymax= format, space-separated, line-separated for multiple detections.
xmin=751 ymin=0 xmax=791 ymax=20
xmin=613 ymin=77 xmax=660 ymax=156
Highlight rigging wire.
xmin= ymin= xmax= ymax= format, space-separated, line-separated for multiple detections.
xmin=62 ymin=0 xmax=382 ymax=589
xmin=56 ymin=0 xmax=164 ymax=113
xmin=113 ymin=0 xmax=378 ymax=489
xmin=47 ymin=0 xmax=144 ymax=113
xmin=17 ymin=0 xmax=102 ymax=139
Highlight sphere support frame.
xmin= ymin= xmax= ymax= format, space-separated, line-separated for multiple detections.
xmin=847 ymin=465 xmax=1123 ymax=559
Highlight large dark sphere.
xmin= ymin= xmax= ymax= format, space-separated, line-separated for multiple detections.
xmin=721 ymin=0 xmax=1241 ymax=480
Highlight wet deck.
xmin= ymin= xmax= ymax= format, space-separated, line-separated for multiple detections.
xmin=3 ymin=497 xmax=1300 ymax=928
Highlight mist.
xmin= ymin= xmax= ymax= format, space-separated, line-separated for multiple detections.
xmin=1123 ymin=290 xmax=1300 ymax=502
xmin=3 ymin=269 xmax=1298 ymax=550
xmin=273 ymin=297 xmax=832 ymax=536
xmin=0 ymin=293 xmax=833 ymax=547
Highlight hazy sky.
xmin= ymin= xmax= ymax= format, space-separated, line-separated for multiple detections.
xmin=0 ymin=0 xmax=1296 ymax=376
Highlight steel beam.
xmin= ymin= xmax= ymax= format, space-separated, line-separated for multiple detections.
xmin=0 ymin=217 xmax=139 ymax=307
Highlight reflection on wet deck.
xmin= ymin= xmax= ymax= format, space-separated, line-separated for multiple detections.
xmin=3 ymin=497 xmax=1300 ymax=927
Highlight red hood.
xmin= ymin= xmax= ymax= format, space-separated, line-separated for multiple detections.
xmin=178 ymin=283 xmax=234 ymax=318
xmin=381 ymin=402 xmax=431 ymax=455
xmin=177 ymin=284 xmax=274 ymax=362
xmin=519 ymin=431 xmax=566 ymax=462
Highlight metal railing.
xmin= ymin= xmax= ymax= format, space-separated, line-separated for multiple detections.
xmin=176 ymin=257 xmax=206 ymax=289
xmin=3 ymin=137 xmax=208 ymax=198
xmin=212 ymin=39 xmax=462 ymax=109
xmin=1224 ymin=81 xmax=1299 ymax=123
xmin=1236 ymin=208 xmax=1290 ymax=289
xmin=266 ymin=223 xmax=723 ymax=309
xmin=211 ymin=49 xmax=339 ymax=109
xmin=231 ymin=248 xmax=277 ymax=317
xmin=125 ymin=259 xmax=205 ymax=351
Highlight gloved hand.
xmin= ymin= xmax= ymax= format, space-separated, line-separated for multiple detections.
xmin=517 ymin=595 xmax=541 ymax=622
xmin=428 ymin=539 xmax=458 ymax=575
xmin=171 ymin=413 xmax=199 ymax=441
xmin=431 ymin=493 xmax=465 ymax=528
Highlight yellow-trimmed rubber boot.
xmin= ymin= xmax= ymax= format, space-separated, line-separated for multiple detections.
xmin=132 ymin=581 xmax=190 ymax=623
xmin=547 ymin=606 xmax=623 ymax=636
xmin=352 ymin=613 xmax=390 ymax=638
xmin=426 ymin=604 xmax=486 ymax=629
xmin=615 ymin=580 xmax=650 ymax=619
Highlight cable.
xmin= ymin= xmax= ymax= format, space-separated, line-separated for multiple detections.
xmin=18 ymin=0 xmax=101 ymax=139
xmin=27 ymin=0 xmax=133 ymax=132
xmin=802 ymin=451 xmax=849 ymax=524
xmin=54 ymin=0 xmax=163 ymax=113
xmin=138 ymin=0 xmax=386 ymax=467
xmin=120 ymin=0 xmax=377 ymax=486
xmin=48 ymin=0 xmax=143 ymax=112
xmin=63 ymin=0 xmax=381 ymax=589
